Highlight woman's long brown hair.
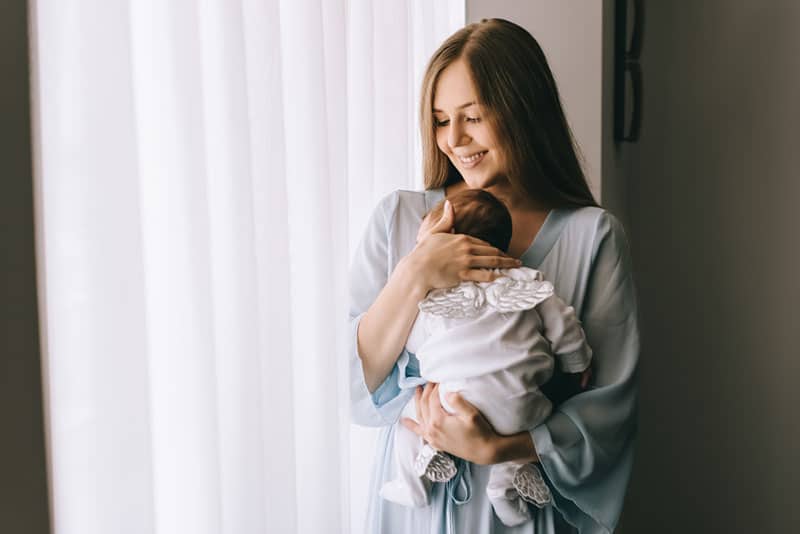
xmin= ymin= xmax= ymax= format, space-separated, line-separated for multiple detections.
xmin=420 ymin=18 xmax=598 ymax=209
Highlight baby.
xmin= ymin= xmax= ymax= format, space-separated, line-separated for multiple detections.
xmin=379 ymin=189 xmax=593 ymax=527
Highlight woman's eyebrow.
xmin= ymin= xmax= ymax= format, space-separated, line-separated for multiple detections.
xmin=432 ymin=101 xmax=477 ymax=113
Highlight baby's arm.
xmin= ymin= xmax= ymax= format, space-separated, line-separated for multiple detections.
xmin=536 ymin=294 xmax=593 ymax=404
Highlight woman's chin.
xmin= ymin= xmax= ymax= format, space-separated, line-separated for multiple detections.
xmin=461 ymin=171 xmax=503 ymax=190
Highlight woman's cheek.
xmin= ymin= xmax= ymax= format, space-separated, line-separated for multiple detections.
xmin=435 ymin=132 xmax=450 ymax=155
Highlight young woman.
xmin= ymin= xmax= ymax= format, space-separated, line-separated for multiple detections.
xmin=349 ymin=18 xmax=639 ymax=534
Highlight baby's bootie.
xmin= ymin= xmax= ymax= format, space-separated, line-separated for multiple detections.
xmin=487 ymin=462 xmax=552 ymax=527
xmin=513 ymin=463 xmax=552 ymax=508
xmin=413 ymin=443 xmax=457 ymax=482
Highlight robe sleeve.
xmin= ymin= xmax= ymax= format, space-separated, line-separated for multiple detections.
xmin=348 ymin=192 xmax=418 ymax=427
xmin=530 ymin=211 xmax=640 ymax=533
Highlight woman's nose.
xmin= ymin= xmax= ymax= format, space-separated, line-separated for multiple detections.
xmin=447 ymin=122 xmax=469 ymax=148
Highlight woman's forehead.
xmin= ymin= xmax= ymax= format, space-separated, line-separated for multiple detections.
xmin=433 ymin=59 xmax=479 ymax=112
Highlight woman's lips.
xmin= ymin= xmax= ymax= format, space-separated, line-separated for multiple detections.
xmin=456 ymin=151 xmax=487 ymax=169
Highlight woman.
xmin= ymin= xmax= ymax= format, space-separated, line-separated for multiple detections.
xmin=349 ymin=18 xmax=639 ymax=534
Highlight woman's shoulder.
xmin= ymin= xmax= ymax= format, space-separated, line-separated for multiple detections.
xmin=562 ymin=205 xmax=618 ymax=229
xmin=373 ymin=188 xmax=445 ymax=223
xmin=562 ymin=206 xmax=627 ymax=238
xmin=555 ymin=206 xmax=631 ymax=259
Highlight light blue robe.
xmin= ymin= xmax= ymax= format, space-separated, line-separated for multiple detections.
xmin=349 ymin=188 xmax=639 ymax=534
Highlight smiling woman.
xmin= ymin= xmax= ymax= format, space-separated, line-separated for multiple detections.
xmin=419 ymin=21 xmax=596 ymax=213
xmin=350 ymin=18 xmax=639 ymax=534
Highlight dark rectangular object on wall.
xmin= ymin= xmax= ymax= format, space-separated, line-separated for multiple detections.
xmin=614 ymin=0 xmax=643 ymax=142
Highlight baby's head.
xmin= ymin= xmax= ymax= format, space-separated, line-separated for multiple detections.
xmin=419 ymin=189 xmax=513 ymax=252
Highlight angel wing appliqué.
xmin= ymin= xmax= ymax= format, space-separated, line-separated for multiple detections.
xmin=419 ymin=267 xmax=555 ymax=318
xmin=484 ymin=269 xmax=554 ymax=313
xmin=418 ymin=282 xmax=486 ymax=318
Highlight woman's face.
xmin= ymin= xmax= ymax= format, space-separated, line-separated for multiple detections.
xmin=433 ymin=59 xmax=504 ymax=189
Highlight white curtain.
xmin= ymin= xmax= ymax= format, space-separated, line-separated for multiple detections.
xmin=30 ymin=1 xmax=463 ymax=533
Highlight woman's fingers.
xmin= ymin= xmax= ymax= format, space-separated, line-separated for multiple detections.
xmin=459 ymin=268 xmax=516 ymax=283
xmin=414 ymin=386 xmax=425 ymax=423
xmin=427 ymin=200 xmax=455 ymax=234
xmin=459 ymin=269 xmax=495 ymax=283
xmin=418 ymin=384 xmax=433 ymax=425
xmin=458 ymin=235 xmax=512 ymax=253
xmin=444 ymin=392 xmax=478 ymax=417
xmin=454 ymin=238 xmax=520 ymax=268
xmin=409 ymin=225 xmax=524 ymax=290
xmin=425 ymin=385 xmax=446 ymax=446
xmin=463 ymin=244 xmax=506 ymax=257
xmin=401 ymin=417 xmax=423 ymax=436
xmin=429 ymin=383 xmax=446 ymax=418
xmin=467 ymin=255 xmax=522 ymax=269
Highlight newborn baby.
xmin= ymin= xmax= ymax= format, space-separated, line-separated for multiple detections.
xmin=379 ymin=189 xmax=593 ymax=527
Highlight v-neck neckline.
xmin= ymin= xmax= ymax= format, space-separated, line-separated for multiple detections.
xmin=519 ymin=208 xmax=570 ymax=268
xmin=424 ymin=188 xmax=570 ymax=268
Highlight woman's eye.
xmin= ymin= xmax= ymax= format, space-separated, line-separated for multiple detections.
xmin=434 ymin=119 xmax=450 ymax=127
xmin=466 ymin=116 xmax=481 ymax=123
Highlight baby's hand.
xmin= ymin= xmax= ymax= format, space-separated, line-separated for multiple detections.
xmin=541 ymin=366 xmax=592 ymax=406
xmin=580 ymin=366 xmax=593 ymax=390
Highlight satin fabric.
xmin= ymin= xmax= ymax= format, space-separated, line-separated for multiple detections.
xmin=349 ymin=188 xmax=639 ymax=533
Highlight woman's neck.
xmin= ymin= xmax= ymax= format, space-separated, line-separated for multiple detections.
xmin=486 ymin=181 xmax=549 ymax=213
xmin=486 ymin=184 xmax=538 ymax=212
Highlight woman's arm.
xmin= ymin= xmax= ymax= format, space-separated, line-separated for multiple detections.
xmin=357 ymin=200 xmax=521 ymax=392
xmin=356 ymin=200 xmax=458 ymax=392
xmin=489 ymin=430 xmax=540 ymax=464
xmin=358 ymin=258 xmax=429 ymax=392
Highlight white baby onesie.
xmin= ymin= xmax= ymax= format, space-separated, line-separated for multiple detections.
xmin=379 ymin=267 xmax=592 ymax=527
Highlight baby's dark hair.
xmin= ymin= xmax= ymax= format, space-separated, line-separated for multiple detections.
xmin=426 ymin=189 xmax=513 ymax=252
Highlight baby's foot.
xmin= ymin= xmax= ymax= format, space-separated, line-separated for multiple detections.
xmin=413 ymin=444 xmax=457 ymax=482
xmin=512 ymin=463 xmax=552 ymax=508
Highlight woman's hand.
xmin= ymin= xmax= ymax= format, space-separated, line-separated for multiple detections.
xmin=399 ymin=384 xmax=496 ymax=465
xmin=402 ymin=383 xmax=540 ymax=465
xmin=406 ymin=200 xmax=521 ymax=291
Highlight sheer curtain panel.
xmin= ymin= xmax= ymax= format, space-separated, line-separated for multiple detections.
xmin=30 ymin=1 xmax=464 ymax=533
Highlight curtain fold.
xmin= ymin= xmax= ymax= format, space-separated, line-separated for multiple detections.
xmin=31 ymin=1 xmax=464 ymax=533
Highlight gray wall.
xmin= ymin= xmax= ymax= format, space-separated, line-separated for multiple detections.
xmin=619 ymin=2 xmax=800 ymax=532
xmin=0 ymin=1 xmax=52 ymax=533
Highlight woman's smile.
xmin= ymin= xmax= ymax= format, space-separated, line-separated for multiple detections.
xmin=456 ymin=150 xmax=488 ymax=168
